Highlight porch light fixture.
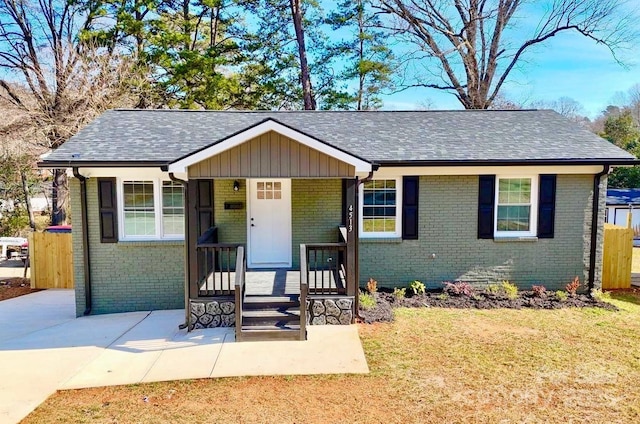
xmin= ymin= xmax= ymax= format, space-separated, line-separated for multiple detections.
xmin=233 ymin=180 xmax=240 ymax=191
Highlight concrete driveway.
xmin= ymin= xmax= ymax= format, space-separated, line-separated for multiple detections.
xmin=0 ymin=258 xmax=28 ymax=279
xmin=0 ymin=290 xmax=368 ymax=424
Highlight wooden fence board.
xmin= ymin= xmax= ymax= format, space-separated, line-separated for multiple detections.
xmin=30 ymin=232 xmax=74 ymax=289
xmin=602 ymin=223 xmax=632 ymax=290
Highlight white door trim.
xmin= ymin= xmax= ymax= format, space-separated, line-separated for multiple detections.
xmin=246 ymin=178 xmax=292 ymax=268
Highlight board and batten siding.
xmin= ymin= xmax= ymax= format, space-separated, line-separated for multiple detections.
xmin=188 ymin=131 xmax=355 ymax=178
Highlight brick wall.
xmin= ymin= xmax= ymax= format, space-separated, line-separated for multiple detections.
xmin=71 ymin=178 xmax=184 ymax=317
xmin=291 ymin=179 xmax=342 ymax=268
xmin=359 ymin=174 xmax=601 ymax=291
xmin=213 ymin=179 xmax=247 ymax=244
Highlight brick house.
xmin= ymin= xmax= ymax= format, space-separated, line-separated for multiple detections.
xmin=40 ymin=109 xmax=637 ymax=341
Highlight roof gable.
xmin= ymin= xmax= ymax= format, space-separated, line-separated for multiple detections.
xmin=188 ymin=130 xmax=357 ymax=178
xmin=168 ymin=119 xmax=371 ymax=173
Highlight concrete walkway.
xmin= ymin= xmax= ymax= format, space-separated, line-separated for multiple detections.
xmin=0 ymin=290 xmax=368 ymax=424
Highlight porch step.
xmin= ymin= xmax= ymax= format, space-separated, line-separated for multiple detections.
xmin=238 ymin=295 xmax=305 ymax=341
xmin=239 ymin=325 xmax=302 ymax=342
xmin=242 ymin=308 xmax=300 ymax=326
xmin=243 ymin=295 xmax=300 ymax=310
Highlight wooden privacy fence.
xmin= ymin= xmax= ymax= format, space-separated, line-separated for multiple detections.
xmin=602 ymin=223 xmax=633 ymax=290
xmin=29 ymin=232 xmax=74 ymax=289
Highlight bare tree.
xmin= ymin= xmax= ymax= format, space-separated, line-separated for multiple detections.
xmin=0 ymin=0 xmax=137 ymax=224
xmin=375 ymin=0 xmax=638 ymax=109
xmin=289 ymin=0 xmax=316 ymax=110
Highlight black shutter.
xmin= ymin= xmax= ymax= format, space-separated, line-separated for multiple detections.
xmin=196 ymin=179 xmax=214 ymax=236
xmin=478 ymin=175 xmax=495 ymax=239
xmin=537 ymin=174 xmax=557 ymax=238
xmin=402 ymin=176 xmax=419 ymax=240
xmin=98 ymin=178 xmax=118 ymax=243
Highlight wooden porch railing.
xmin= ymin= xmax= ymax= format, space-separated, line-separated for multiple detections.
xmin=234 ymin=246 xmax=246 ymax=341
xmin=299 ymin=245 xmax=308 ymax=341
xmin=195 ymin=242 xmax=243 ymax=297
xmin=301 ymin=242 xmax=347 ymax=295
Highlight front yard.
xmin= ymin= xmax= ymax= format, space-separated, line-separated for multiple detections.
xmin=23 ymin=292 xmax=640 ymax=423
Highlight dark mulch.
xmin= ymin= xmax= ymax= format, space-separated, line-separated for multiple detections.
xmin=0 ymin=278 xmax=41 ymax=301
xmin=358 ymin=288 xmax=618 ymax=323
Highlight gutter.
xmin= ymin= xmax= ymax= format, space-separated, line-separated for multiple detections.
xmin=357 ymin=163 xmax=379 ymax=186
xmin=169 ymin=172 xmax=190 ymax=330
xmin=376 ymin=159 xmax=640 ymax=167
xmin=588 ymin=165 xmax=610 ymax=292
xmin=38 ymin=160 xmax=169 ymax=169
xmin=72 ymin=168 xmax=92 ymax=315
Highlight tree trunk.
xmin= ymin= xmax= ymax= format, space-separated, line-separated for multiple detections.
xmin=20 ymin=170 xmax=36 ymax=230
xmin=289 ymin=0 xmax=316 ymax=110
xmin=51 ymin=169 xmax=68 ymax=225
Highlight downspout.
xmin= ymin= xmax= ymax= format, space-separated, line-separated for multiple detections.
xmin=169 ymin=172 xmax=190 ymax=330
xmin=72 ymin=168 xmax=92 ymax=315
xmin=353 ymin=164 xmax=379 ymax=319
xmin=588 ymin=165 xmax=610 ymax=292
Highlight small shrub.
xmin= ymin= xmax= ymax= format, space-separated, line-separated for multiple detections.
xmin=471 ymin=294 xmax=483 ymax=302
xmin=485 ymin=284 xmax=500 ymax=294
xmin=531 ymin=285 xmax=547 ymax=297
xmin=366 ymin=278 xmax=378 ymax=294
xmin=566 ymin=276 xmax=581 ymax=296
xmin=502 ymin=281 xmax=519 ymax=299
xmin=409 ymin=280 xmax=426 ymax=296
xmin=555 ymin=290 xmax=568 ymax=301
xmin=436 ymin=293 xmax=449 ymax=301
xmin=591 ymin=288 xmax=611 ymax=301
xmin=359 ymin=291 xmax=376 ymax=310
xmin=444 ymin=281 xmax=474 ymax=296
xmin=392 ymin=287 xmax=406 ymax=299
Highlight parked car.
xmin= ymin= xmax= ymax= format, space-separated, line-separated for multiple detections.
xmin=20 ymin=225 xmax=72 ymax=261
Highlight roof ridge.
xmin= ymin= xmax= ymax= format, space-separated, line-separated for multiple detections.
xmin=110 ymin=108 xmax=542 ymax=113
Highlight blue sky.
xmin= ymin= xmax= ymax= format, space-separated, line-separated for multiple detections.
xmin=381 ymin=25 xmax=640 ymax=119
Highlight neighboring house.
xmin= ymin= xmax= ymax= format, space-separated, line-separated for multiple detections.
xmin=606 ymin=188 xmax=640 ymax=228
xmin=40 ymin=109 xmax=637 ymax=340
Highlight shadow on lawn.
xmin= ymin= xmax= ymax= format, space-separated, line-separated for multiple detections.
xmin=610 ymin=289 xmax=640 ymax=306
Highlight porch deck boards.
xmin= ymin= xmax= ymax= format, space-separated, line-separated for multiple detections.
xmin=198 ymin=269 xmax=342 ymax=296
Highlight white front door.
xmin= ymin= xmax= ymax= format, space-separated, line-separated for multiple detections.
xmin=248 ymin=179 xmax=292 ymax=268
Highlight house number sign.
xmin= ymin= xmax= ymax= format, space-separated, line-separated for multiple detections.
xmin=348 ymin=204 xmax=354 ymax=233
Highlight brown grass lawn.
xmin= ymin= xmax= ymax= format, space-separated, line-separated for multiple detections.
xmin=23 ymin=293 xmax=640 ymax=424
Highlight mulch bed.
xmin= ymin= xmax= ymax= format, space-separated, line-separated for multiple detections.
xmin=358 ymin=288 xmax=618 ymax=324
xmin=0 ymin=278 xmax=41 ymax=301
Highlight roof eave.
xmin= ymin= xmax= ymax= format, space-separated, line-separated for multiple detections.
xmin=376 ymin=158 xmax=640 ymax=167
xmin=38 ymin=160 xmax=169 ymax=169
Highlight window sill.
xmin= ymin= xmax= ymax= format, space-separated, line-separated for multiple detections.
xmin=493 ymin=236 xmax=538 ymax=243
xmin=117 ymin=240 xmax=185 ymax=247
xmin=359 ymin=237 xmax=403 ymax=244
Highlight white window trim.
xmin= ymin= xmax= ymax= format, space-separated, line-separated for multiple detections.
xmin=359 ymin=177 xmax=402 ymax=238
xmin=494 ymin=175 xmax=538 ymax=238
xmin=117 ymin=178 xmax=185 ymax=241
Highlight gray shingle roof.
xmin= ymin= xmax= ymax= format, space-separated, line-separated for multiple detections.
xmin=42 ymin=109 xmax=636 ymax=166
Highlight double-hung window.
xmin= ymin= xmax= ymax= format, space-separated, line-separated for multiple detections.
xmin=360 ymin=178 xmax=402 ymax=238
xmin=495 ymin=176 xmax=538 ymax=237
xmin=120 ymin=179 xmax=184 ymax=240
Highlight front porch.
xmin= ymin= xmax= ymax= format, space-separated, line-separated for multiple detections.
xmin=171 ymin=127 xmax=367 ymax=341
xmin=188 ymin=234 xmax=357 ymax=341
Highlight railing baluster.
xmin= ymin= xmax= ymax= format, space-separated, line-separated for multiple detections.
xmin=321 ymin=248 xmax=325 ymax=295
xmin=227 ymin=247 xmax=231 ymax=296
